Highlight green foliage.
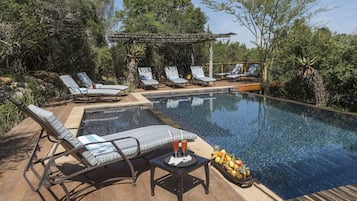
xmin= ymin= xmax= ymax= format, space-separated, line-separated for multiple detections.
xmin=0 ymin=0 xmax=110 ymax=75
xmin=92 ymin=46 xmax=115 ymax=78
xmin=110 ymin=45 xmax=127 ymax=80
xmin=271 ymin=18 xmax=357 ymax=111
xmin=128 ymin=45 xmax=146 ymax=59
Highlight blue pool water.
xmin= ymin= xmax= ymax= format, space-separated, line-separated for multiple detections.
xmin=78 ymin=106 xmax=164 ymax=136
xmin=149 ymin=92 xmax=357 ymax=199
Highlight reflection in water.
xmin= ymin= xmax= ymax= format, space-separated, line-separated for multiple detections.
xmin=79 ymin=107 xmax=164 ymax=136
xmin=151 ymin=92 xmax=357 ymax=199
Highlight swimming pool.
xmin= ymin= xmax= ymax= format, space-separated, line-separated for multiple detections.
xmin=78 ymin=106 xmax=165 ymax=136
xmin=148 ymin=92 xmax=357 ymax=199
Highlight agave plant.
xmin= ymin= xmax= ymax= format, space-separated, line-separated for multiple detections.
xmin=297 ymin=56 xmax=317 ymax=81
xmin=297 ymin=56 xmax=326 ymax=106
xmin=126 ymin=44 xmax=146 ymax=91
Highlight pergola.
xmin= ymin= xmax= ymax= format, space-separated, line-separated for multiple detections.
xmin=108 ymin=32 xmax=235 ymax=44
xmin=107 ymin=32 xmax=236 ymax=77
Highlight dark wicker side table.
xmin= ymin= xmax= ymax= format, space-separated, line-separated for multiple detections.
xmin=149 ymin=153 xmax=210 ymax=201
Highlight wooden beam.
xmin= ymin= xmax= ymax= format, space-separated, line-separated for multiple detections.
xmin=108 ymin=32 xmax=236 ymax=44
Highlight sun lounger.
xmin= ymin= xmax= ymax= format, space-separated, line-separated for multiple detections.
xmin=59 ymin=74 xmax=122 ymax=101
xmin=164 ymin=66 xmax=188 ymax=88
xmin=216 ymin=64 xmax=243 ymax=78
xmin=225 ymin=64 xmax=244 ymax=79
xmin=5 ymin=95 xmax=197 ymax=200
xmin=76 ymin=72 xmax=128 ymax=93
xmin=138 ymin=67 xmax=160 ymax=89
xmin=227 ymin=64 xmax=260 ymax=80
xmin=190 ymin=66 xmax=216 ymax=86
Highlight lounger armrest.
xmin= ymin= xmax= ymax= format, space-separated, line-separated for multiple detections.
xmin=108 ymin=136 xmax=141 ymax=159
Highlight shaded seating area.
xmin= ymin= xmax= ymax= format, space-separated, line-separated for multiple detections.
xmin=5 ymin=96 xmax=197 ymax=200
xmin=138 ymin=67 xmax=160 ymax=89
xmin=190 ymin=66 xmax=216 ymax=86
xmin=59 ymin=74 xmax=122 ymax=102
xmin=76 ymin=72 xmax=128 ymax=93
xmin=164 ymin=66 xmax=188 ymax=88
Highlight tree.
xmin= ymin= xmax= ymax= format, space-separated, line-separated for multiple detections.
xmin=202 ymin=0 xmax=322 ymax=84
xmin=0 ymin=0 xmax=114 ymax=76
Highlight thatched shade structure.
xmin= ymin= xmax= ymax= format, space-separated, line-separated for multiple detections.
xmin=107 ymin=32 xmax=236 ymax=79
xmin=107 ymin=32 xmax=236 ymax=44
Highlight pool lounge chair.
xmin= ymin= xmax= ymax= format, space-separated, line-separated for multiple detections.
xmin=164 ymin=66 xmax=188 ymax=88
xmin=76 ymin=72 xmax=128 ymax=93
xmin=59 ymin=74 xmax=122 ymax=102
xmin=5 ymin=96 xmax=197 ymax=200
xmin=227 ymin=64 xmax=260 ymax=81
xmin=216 ymin=64 xmax=243 ymax=78
xmin=225 ymin=64 xmax=244 ymax=80
xmin=138 ymin=67 xmax=160 ymax=89
xmin=190 ymin=66 xmax=216 ymax=86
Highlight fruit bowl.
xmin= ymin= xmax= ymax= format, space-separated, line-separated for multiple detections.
xmin=210 ymin=148 xmax=254 ymax=188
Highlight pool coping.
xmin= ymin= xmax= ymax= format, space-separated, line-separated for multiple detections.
xmin=65 ymin=86 xmax=284 ymax=201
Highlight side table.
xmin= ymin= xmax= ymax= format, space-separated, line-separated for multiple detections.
xmin=150 ymin=153 xmax=210 ymax=201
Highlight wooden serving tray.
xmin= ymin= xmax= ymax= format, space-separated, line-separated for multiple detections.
xmin=211 ymin=161 xmax=254 ymax=188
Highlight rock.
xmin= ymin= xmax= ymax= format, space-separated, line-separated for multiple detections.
xmin=0 ymin=77 xmax=13 ymax=85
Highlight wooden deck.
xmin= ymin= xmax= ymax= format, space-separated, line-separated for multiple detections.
xmin=1 ymin=80 xmax=356 ymax=201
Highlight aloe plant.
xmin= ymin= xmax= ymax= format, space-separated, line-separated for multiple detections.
xmin=297 ymin=56 xmax=326 ymax=106
xmin=297 ymin=56 xmax=317 ymax=79
xmin=126 ymin=44 xmax=146 ymax=91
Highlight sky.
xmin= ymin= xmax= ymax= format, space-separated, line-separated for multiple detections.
xmin=114 ymin=0 xmax=357 ymax=48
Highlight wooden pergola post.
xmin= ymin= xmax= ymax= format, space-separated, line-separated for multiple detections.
xmin=209 ymin=40 xmax=213 ymax=78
